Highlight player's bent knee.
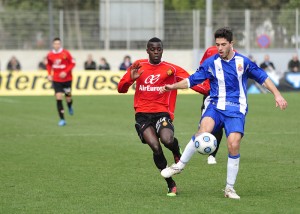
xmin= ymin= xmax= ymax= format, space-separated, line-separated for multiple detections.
xmin=227 ymin=141 xmax=240 ymax=155
xmin=160 ymin=135 xmax=173 ymax=146
xmin=150 ymin=143 xmax=163 ymax=155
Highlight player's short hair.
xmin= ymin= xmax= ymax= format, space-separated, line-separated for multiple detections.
xmin=147 ymin=37 xmax=163 ymax=48
xmin=214 ymin=27 xmax=233 ymax=43
xmin=53 ymin=37 xmax=61 ymax=42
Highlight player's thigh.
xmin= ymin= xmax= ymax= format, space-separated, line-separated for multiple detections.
xmin=53 ymin=81 xmax=64 ymax=99
xmin=198 ymin=106 xmax=223 ymax=135
xmin=155 ymin=113 xmax=174 ymax=144
xmin=143 ymin=126 xmax=159 ymax=143
xmin=63 ymin=81 xmax=72 ymax=97
xmin=55 ymin=92 xmax=64 ymax=100
xmin=142 ymin=126 xmax=162 ymax=152
xmin=223 ymin=115 xmax=245 ymax=138
xmin=198 ymin=117 xmax=215 ymax=133
xmin=224 ymin=116 xmax=244 ymax=154
xmin=135 ymin=113 xmax=160 ymax=146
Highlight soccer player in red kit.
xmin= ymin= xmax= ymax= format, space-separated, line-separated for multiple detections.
xmin=199 ymin=46 xmax=223 ymax=164
xmin=118 ymin=37 xmax=208 ymax=196
xmin=47 ymin=37 xmax=75 ymax=126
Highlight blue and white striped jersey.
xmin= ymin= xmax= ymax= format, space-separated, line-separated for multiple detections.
xmin=188 ymin=52 xmax=268 ymax=115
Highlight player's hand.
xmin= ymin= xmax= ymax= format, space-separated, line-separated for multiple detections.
xmin=275 ymin=94 xmax=288 ymax=110
xmin=59 ymin=72 xmax=67 ymax=79
xmin=159 ymin=84 xmax=174 ymax=93
xmin=47 ymin=75 xmax=53 ymax=81
xmin=130 ymin=62 xmax=143 ymax=80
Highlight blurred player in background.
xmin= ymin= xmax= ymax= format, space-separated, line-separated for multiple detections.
xmin=118 ymin=37 xmax=209 ymax=196
xmin=160 ymin=27 xmax=288 ymax=199
xmin=47 ymin=37 xmax=75 ymax=126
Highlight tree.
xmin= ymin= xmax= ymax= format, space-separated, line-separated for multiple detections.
xmin=165 ymin=0 xmax=291 ymax=11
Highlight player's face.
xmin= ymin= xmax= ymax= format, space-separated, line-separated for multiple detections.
xmin=215 ymin=38 xmax=233 ymax=60
xmin=52 ymin=40 xmax=61 ymax=51
xmin=147 ymin=42 xmax=163 ymax=64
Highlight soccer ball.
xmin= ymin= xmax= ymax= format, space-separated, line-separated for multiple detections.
xmin=194 ymin=132 xmax=217 ymax=155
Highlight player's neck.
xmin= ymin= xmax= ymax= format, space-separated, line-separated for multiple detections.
xmin=148 ymin=59 xmax=161 ymax=65
xmin=222 ymin=50 xmax=235 ymax=61
xmin=52 ymin=48 xmax=63 ymax=54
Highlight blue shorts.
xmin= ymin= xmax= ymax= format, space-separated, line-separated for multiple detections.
xmin=201 ymin=105 xmax=245 ymax=137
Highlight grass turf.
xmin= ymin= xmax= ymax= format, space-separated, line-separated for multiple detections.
xmin=0 ymin=93 xmax=299 ymax=213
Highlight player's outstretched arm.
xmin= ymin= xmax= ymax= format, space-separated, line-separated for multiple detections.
xmin=263 ymin=78 xmax=288 ymax=110
xmin=160 ymin=79 xmax=189 ymax=93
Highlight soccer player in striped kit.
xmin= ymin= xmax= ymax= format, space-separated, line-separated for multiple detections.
xmin=160 ymin=27 xmax=288 ymax=199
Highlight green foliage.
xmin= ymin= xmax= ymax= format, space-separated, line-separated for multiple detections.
xmin=283 ymin=0 xmax=300 ymax=9
xmin=165 ymin=0 xmax=291 ymax=11
xmin=2 ymin=0 xmax=99 ymax=11
xmin=165 ymin=0 xmax=205 ymax=10
xmin=0 ymin=93 xmax=299 ymax=213
xmin=278 ymin=0 xmax=300 ymax=42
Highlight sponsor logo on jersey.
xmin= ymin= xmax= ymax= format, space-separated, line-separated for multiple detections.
xmin=139 ymin=85 xmax=161 ymax=92
xmin=144 ymin=74 xmax=160 ymax=84
xmin=54 ymin=59 xmax=61 ymax=65
xmin=52 ymin=59 xmax=66 ymax=69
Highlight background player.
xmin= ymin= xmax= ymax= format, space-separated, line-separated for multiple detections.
xmin=47 ymin=37 xmax=75 ymax=126
xmin=199 ymin=46 xmax=223 ymax=164
xmin=160 ymin=27 xmax=288 ymax=199
xmin=118 ymin=37 xmax=208 ymax=196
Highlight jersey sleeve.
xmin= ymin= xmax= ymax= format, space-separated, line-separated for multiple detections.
xmin=188 ymin=64 xmax=209 ymax=88
xmin=64 ymin=50 xmax=75 ymax=73
xmin=247 ymin=60 xmax=268 ymax=85
xmin=174 ymin=65 xmax=209 ymax=95
xmin=117 ymin=68 xmax=134 ymax=93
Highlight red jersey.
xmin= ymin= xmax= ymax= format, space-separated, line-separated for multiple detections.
xmin=47 ymin=48 xmax=75 ymax=82
xmin=200 ymin=46 xmax=219 ymax=64
xmin=118 ymin=59 xmax=208 ymax=120
xmin=198 ymin=46 xmax=219 ymax=94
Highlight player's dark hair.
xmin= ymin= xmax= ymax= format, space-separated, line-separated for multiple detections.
xmin=53 ymin=37 xmax=61 ymax=42
xmin=214 ymin=27 xmax=233 ymax=43
xmin=147 ymin=37 xmax=163 ymax=48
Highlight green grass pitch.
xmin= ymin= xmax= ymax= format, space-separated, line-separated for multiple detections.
xmin=0 ymin=93 xmax=299 ymax=213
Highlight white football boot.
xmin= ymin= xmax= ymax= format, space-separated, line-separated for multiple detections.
xmin=224 ymin=187 xmax=240 ymax=199
xmin=207 ymin=155 xmax=217 ymax=164
xmin=161 ymin=164 xmax=183 ymax=178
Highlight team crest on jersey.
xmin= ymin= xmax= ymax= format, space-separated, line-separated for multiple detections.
xmin=167 ymin=69 xmax=173 ymax=76
xmin=238 ymin=64 xmax=243 ymax=72
xmin=162 ymin=121 xmax=168 ymax=126
xmin=63 ymin=54 xmax=67 ymax=59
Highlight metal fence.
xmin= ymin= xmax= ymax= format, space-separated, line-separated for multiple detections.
xmin=0 ymin=9 xmax=299 ymax=50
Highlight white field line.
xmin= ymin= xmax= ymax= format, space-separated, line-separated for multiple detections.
xmin=0 ymin=98 xmax=19 ymax=103
xmin=3 ymin=131 xmax=298 ymax=138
